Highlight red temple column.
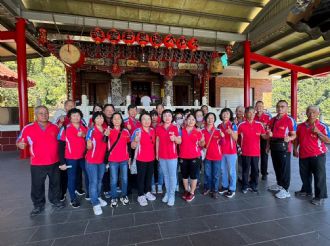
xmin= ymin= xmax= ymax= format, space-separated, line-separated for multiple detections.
xmin=16 ymin=18 xmax=29 ymax=159
xmin=244 ymin=40 xmax=251 ymax=107
xmin=291 ymin=70 xmax=298 ymax=120
xmin=71 ymin=67 xmax=76 ymax=102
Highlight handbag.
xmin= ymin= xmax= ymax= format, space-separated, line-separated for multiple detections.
xmin=269 ymin=118 xmax=288 ymax=152
xmin=130 ymin=143 xmax=139 ymax=174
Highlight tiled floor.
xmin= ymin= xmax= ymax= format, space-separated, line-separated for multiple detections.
xmin=1 ymin=151 xmax=330 ymax=246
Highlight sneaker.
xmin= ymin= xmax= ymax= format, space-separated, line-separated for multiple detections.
xmin=261 ymin=175 xmax=267 ymax=181
xmin=225 ymin=191 xmax=236 ymax=198
xmin=157 ymin=185 xmax=163 ymax=194
xmin=98 ymin=198 xmax=107 ymax=207
xmin=250 ymin=188 xmax=258 ymax=193
xmin=145 ymin=192 xmax=156 ymax=201
xmin=162 ymin=193 xmax=169 ymax=203
xmin=185 ymin=192 xmax=195 ymax=202
xmin=70 ymin=199 xmax=81 ymax=208
xmin=93 ymin=204 xmax=102 ymax=215
xmin=182 ymin=190 xmax=189 ymax=200
xmin=151 ymin=185 xmax=156 ymax=194
xmin=104 ymin=191 xmax=111 ymax=199
xmin=75 ymin=189 xmax=85 ymax=196
xmin=60 ymin=194 xmax=66 ymax=202
xmin=268 ymin=184 xmax=282 ymax=192
xmin=137 ymin=195 xmax=148 ymax=206
xmin=242 ymin=189 xmax=248 ymax=194
xmin=85 ymin=195 xmax=91 ymax=201
xmin=120 ymin=196 xmax=129 ymax=205
xmin=52 ymin=202 xmax=65 ymax=209
xmin=30 ymin=206 xmax=44 ymax=217
xmin=275 ymin=189 xmax=291 ymax=199
xmin=219 ymin=187 xmax=228 ymax=195
xmin=116 ymin=187 xmax=122 ymax=193
xmin=295 ymin=190 xmax=313 ymax=197
xmin=167 ymin=196 xmax=175 ymax=206
xmin=211 ymin=192 xmax=219 ymax=199
xmin=203 ymin=189 xmax=210 ymax=196
xmin=110 ymin=198 xmax=118 ymax=208
xmin=176 ymin=184 xmax=179 ymax=192
xmin=311 ymin=198 xmax=324 ymax=206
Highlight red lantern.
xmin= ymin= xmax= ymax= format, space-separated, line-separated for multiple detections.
xmin=225 ymin=45 xmax=233 ymax=57
xmin=90 ymin=27 xmax=106 ymax=44
xmin=136 ymin=32 xmax=149 ymax=47
xmin=122 ymin=30 xmax=135 ymax=45
xmin=107 ymin=28 xmax=121 ymax=45
xmin=176 ymin=36 xmax=187 ymax=50
xmin=163 ymin=34 xmax=176 ymax=49
xmin=188 ymin=37 xmax=198 ymax=52
xmin=38 ymin=28 xmax=47 ymax=46
xmin=150 ymin=33 xmax=162 ymax=48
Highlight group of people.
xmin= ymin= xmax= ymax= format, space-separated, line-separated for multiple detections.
xmin=17 ymin=99 xmax=330 ymax=217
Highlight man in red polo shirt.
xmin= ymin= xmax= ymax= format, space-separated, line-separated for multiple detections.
xmin=17 ymin=106 xmax=64 ymax=216
xmin=237 ymin=106 xmax=268 ymax=193
xmin=254 ymin=101 xmax=272 ymax=180
xmin=294 ymin=105 xmax=330 ymax=205
xmin=267 ymin=100 xmax=296 ymax=199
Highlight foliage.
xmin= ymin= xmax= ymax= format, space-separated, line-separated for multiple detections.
xmin=272 ymin=76 xmax=330 ymax=123
xmin=0 ymin=55 xmax=66 ymax=109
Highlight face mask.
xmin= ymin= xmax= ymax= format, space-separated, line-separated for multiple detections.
xmin=176 ymin=119 xmax=184 ymax=126
xmin=196 ymin=116 xmax=204 ymax=122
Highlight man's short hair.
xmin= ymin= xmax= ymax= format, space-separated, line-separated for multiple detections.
xmin=276 ymin=100 xmax=288 ymax=107
xmin=306 ymin=105 xmax=320 ymax=113
xmin=255 ymin=100 xmax=264 ymax=106
xmin=34 ymin=105 xmax=48 ymax=115
xmin=245 ymin=106 xmax=255 ymax=113
xmin=64 ymin=99 xmax=75 ymax=106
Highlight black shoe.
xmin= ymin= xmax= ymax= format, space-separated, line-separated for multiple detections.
xmin=30 ymin=206 xmax=44 ymax=217
xmin=70 ymin=199 xmax=81 ymax=208
xmin=295 ymin=190 xmax=313 ymax=197
xmin=261 ymin=175 xmax=267 ymax=180
xmin=60 ymin=194 xmax=66 ymax=202
xmin=52 ymin=202 xmax=65 ymax=209
xmin=219 ymin=187 xmax=228 ymax=195
xmin=225 ymin=190 xmax=236 ymax=198
xmin=250 ymin=187 xmax=258 ymax=193
xmin=75 ymin=189 xmax=85 ymax=196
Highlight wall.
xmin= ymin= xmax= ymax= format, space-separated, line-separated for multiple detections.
xmin=0 ymin=131 xmax=19 ymax=151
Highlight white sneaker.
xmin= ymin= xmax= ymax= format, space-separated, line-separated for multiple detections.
xmin=145 ymin=192 xmax=156 ymax=201
xmin=93 ymin=205 xmax=102 ymax=215
xmin=137 ymin=195 xmax=148 ymax=206
xmin=275 ymin=189 xmax=291 ymax=199
xmin=162 ymin=193 xmax=169 ymax=203
xmin=268 ymin=184 xmax=282 ymax=191
xmin=98 ymin=198 xmax=107 ymax=207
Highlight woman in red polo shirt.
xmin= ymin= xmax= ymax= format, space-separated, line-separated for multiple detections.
xmin=58 ymin=108 xmax=89 ymax=209
xmin=88 ymin=104 xmax=103 ymax=128
xmin=85 ymin=111 xmax=108 ymax=215
xmin=108 ymin=112 xmax=131 ymax=208
xmin=156 ymin=109 xmax=181 ymax=206
xmin=202 ymin=112 xmax=224 ymax=199
xmin=131 ymin=112 xmax=156 ymax=206
xmin=179 ymin=113 xmax=205 ymax=202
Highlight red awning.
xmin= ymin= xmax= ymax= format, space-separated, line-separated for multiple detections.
xmin=0 ymin=63 xmax=35 ymax=88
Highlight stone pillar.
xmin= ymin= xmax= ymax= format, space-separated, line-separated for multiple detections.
xmin=111 ymin=78 xmax=122 ymax=106
xmin=164 ymin=79 xmax=173 ymax=106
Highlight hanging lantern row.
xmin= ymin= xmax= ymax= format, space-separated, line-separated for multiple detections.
xmin=89 ymin=27 xmax=199 ymax=51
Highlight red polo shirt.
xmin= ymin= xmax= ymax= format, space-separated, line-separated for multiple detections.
xmin=268 ymin=114 xmax=297 ymax=152
xmin=131 ymin=127 xmax=156 ymax=162
xmin=218 ymin=122 xmax=238 ymax=155
xmin=238 ymin=120 xmax=266 ymax=157
xmin=124 ymin=117 xmax=141 ymax=135
xmin=202 ymin=127 xmax=223 ymax=160
xmin=108 ymin=128 xmax=130 ymax=162
xmin=58 ymin=123 xmax=87 ymax=160
xmin=17 ymin=122 xmax=59 ymax=166
xmin=85 ymin=126 xmax=107 ymax=164
xmin=156 ymin=124 xmax=179 ymax=159
xmin=254 ymin=112 xmax=272 ymax=126
xmin=296 ymin=120 xmax=330 ymax=159
xmin=179 ymin=127 xmax=203 ymax=159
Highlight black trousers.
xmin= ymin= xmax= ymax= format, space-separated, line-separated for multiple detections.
xmin=260 ymin=138 xmax=269 ymax=176
xmin=241 ymin=156 xmax=259 ymax=190
xmin=60 ymin=170 xmax=67 ymax=198
xmin=30 ymin=163 xmax=61 ymax=208
xmin=102 ymin=169 xmax=110 ymax=193
xmin=76 ymin=165 xmax=83 ymax=191
xmin=271 ymin=151 xmax=291 ymax=190
xmin=136 ymin=161 xmax=154 ymax=196
xmin=299 ymin=154 xmax=327 ymax=199
xmin=179 ymin=158 xmax=200 ymax=179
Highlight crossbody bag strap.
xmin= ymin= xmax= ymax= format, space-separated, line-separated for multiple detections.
xmin=205 ymin=129 xmax=216 ymax=154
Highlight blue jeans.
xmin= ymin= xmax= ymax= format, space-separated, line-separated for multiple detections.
xmin=221 ymin=154 xmax=237 ymax=191
xmin=66 ymin=158 xmax=89 ymax=201
xmin=110 ymin=161 xmax=128 ymax=198
xmin=204 ymin=159 xmax=222 ymax=192
xmin=85 ymin=162 xmax=106 ymax=206
xmin=151 ymin=161 xmax=164 ymax=187
xmin=159 ymin=159 xmax=177 ymax=199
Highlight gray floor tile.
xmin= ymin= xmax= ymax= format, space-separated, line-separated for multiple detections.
xmin=19 ymin=240 xmax=54 ymax=246
xmin=176 ymin=204 xmax=217 ymax=218
xmin=53 ymin=231 xmax=109 ymax=246
xmin=274 ymin=231 xmax=330 ymax=246
xmin=201 ymin=211 xmax=251 ymax=230
xmin=137 ymin=236 xmax=192 ymax=246
xmin=113 ymin=202 xmax=154 ymax=216
xmin=134 ymin=208 xmax=181 ymax=225
xmin=210 ymin=199 xmax=254 ymax=214
xmin=86 ymin=214 xmax=134 ymax=233
xmin=243 ymin=206 xmax=289 ymax=223
xmin=0 ymin=227 xmax=37 ymax=246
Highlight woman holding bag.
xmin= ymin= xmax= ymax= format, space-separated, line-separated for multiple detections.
xmin=107 ymin=112 xmax=131 ymax=208
xmin=131 ymin=112 xmax=156 ymax=207
xmin=202 ymin=112 xmax=224 ymax=199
